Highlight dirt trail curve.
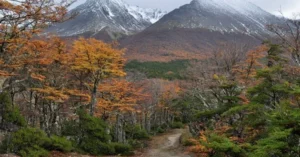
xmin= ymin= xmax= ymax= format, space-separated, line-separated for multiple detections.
xmin=137 ymin=128 xmax=192 ymax=157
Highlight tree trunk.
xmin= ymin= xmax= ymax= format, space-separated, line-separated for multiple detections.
xmin=90 ymin=80 xmax=98 ymax=116
xmin=145 ymin=112 xmax=151 ymax=132
xmin=131 ymin=112 xmax=137 ymax=125
xmin=106 ymin=127 xmax=111 ymax=143
xmin=0 ymin=77 xmax=6 ymax=92
xmin=142 ymin=111 xmax=146 ymax=130
xmin=115 ymin=113 xmax=125 ymax=143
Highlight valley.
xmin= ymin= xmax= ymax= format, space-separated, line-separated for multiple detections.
xmin=1 ymin=0 xmax=300 ymax=157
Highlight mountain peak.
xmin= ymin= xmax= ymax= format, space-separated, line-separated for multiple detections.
xmin=121 ymin=0 xmax=285 ymax=61
xmin=148 ymin=0 xmax=281 ymax=37
xmin=48 ymin=0 xmax=166 ymax=37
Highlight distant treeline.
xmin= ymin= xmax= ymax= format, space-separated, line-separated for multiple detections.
xmin=125 ymin=60 xmax=190 ymax=80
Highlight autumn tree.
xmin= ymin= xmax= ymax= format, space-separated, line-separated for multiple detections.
xmin=184 ymin=40 xmax=300 ymax=157
xmin=70 ymin=38 xmax=125 ymax=116
xmin=97 ymin=79 xmax=146 ymax=143
xmin=25 ymin=37 xmax=75 ymax=133
xmin=0 ymin=0 xmax=75 ymax=134
xmin=0 ymin=0 xmax=72 ymax=77
xmin=0 ymin=0 xmax=74 ymax=110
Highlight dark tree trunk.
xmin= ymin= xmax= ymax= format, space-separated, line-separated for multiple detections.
xmin=90 ymin=80 xmax=99 ymax=116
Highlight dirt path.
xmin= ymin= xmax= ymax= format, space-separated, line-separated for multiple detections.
xmin=137 ymin=128 xmax=192 ymax=157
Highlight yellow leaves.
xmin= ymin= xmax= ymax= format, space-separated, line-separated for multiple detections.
xmin=31 ymin=86 xmax=69 ymax=102
xmin=213 ymin=74 xmax=219 ymax=80
xmin=65 ymin=89 xmax=91 ymax=103
xmin=97 ymin=79 xmax=145 ymax=113
xmin=70 ymin=38 xmax=126 ymax=79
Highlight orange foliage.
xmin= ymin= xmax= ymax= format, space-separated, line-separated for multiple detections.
xmin=0 ymin=0 xmax=70 ymax=76
xmin=233 ymin=45 xmax=268 ymax=86
xmin=69 ymin=37 xmax=126 ymax=115
xmin=70 ymin=37 xmax=126 ymax=79
xmin=96 ymin=79 xmax=148 ymax=119
xmin=188 ymin=131 xmax=210 ymax=156
xmin=31 ymin=86 xmax=69 ymax=102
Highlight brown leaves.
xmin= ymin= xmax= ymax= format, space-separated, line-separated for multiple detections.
xmin=233 ymin=45 xmax=268 ymax=86
xmin=97 ymin=79 xmax=146 ymax=113
xmin=0 ymin=0 xmax=71 ymax=80
xmin=30 ymin=73 xmax=46 ymax=81
xmin=31 ymin=86 xmax=69 ymax=102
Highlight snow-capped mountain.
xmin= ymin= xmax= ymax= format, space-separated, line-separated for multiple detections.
xmin=120 ymin=0 xmax=285 ymax=61
xmin=148 ymin=0 xmax=282 ymax=37
xmin=47 ymin=0 xmax=166 ymax=37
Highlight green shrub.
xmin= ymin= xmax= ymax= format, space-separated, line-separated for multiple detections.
xmin=152 ymin=124 xmax=168 ymax=134
xmin=0 ymin=127 xmax=74 ymax=157
xmin=125 ymin=125 xmax=149 ymax=140
xmin=128 ymin=139 xmax=146 ymax=149
xmin=170 ymin=121 xmax=184 ymax=129
xmin=111 ymin=143 xmax=133 ymax=155
xmin=47 ymin=136 xmax=73 ymax=152
xmin=19 ymin=146 xmax=49 ymax=157
xmin=0 ymin=92 xmax=26 ymax=127
xmin=63 ymin=110 xmax=112 ymax=155
xmin=156 ymin=127 xmax=166 ymax=133
xmin=133 ymin=129 xmax=149 ymax=140
xmin=78 ymin=138 xmax=115 ymax=155
xmin=0 ymin=127 xmax=50 ymax=156
xmin=61 ymin=110 xmax=136 ymax=156
xmin=83 ymin=142 xmax=132 ymax=156
xmin=182 ymin=139 xmax=195 ymax=146
xmin=61 ymin=120 xmax=79 ymax=136
xmin=98 ymin=142 xmax=116 ymax=155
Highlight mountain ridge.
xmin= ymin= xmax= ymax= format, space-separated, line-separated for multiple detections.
xmin=49 ymin=0 xmax=285 ymax=61
xmin=119 ymin=0 xmax=284 ymax=61
xmin=47 ymin=0 xmax=167 ymax=37
xmin=147 ymin=0 xmax=282 ymax=37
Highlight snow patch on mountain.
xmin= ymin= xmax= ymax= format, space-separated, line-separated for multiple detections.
xmin=128 ymin=6 xmax=166 ymax=23
xmin=48 ymin=0 xmax=166 ymax=36
xmin=149 ymin=0 xmax=283 ymax=38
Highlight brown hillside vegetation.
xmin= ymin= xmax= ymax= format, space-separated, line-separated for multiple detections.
xmin=120 ymin=28 xmax=260 ymax=61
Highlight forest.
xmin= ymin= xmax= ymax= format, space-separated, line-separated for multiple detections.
xmin=1 ymin=0 xmax=300 ymax=157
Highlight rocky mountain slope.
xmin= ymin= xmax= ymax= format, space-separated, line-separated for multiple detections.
xmin=148 ymin=0 xmax=282 ymax=37
xmin=120 ymin=0 xmax=284 ymax=61
xmin=48 ymin=0 xmax=285 ymax=61
xmin=47 ymin=0 xmax=166 ymax=37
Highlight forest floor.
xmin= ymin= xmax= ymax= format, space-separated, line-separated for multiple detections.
xmin=0 ymin=128 xmax=193 ymax=157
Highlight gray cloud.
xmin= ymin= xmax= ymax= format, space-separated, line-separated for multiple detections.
xmin=71 ymin=0 xmax=300 ymax=18
xmin=249 ymin=0 xmax=300 ymax=18
xmin=125 ymin=0 xmax=300 ymax=18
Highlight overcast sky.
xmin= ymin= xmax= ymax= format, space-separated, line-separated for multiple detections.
xmin=72 ymin=0 xmax=300 ymax=18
